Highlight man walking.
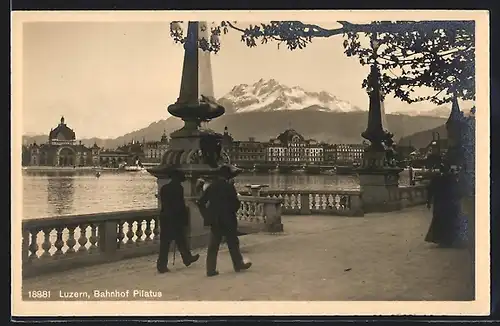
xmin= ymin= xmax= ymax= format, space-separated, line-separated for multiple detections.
xmin=197 ymin=165 xmax=252 ymax=277
xmin=157 ymin=168 xmax=200 ymax=273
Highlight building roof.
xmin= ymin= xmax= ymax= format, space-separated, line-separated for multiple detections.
xmin=49 ymin=116 xmax=76 ymax=141
xmin=276 ymin=129 xmax=305 ymax=143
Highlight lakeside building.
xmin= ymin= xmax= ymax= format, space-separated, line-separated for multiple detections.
xmin=334 ymin=143 xmax=366 ymax=166
xmin=143 ymin=130 xmax=169 ymax=163
xmin=102 ymin=140 xmax=146 ymax=167
xmin=221 ymin=126 xmax=368 ymax=166
xmin=23 ymin=117 xmax=101 ymax=167
xmin=266 ymin=129 xmax=324 ymax=164
xmin=222 ymin=127 xmax=267 ymax=164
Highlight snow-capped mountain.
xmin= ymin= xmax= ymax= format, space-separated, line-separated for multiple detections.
xmin=218 ymin=78 xmax=363 ymax=114
xmin=392 ymin=102 xmax=475 ymax=118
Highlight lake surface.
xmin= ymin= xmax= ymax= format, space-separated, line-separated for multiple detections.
xmin=21 ymin=170 xmax=411 ymax=219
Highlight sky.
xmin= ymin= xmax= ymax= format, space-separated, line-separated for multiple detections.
xmin=22 ymin=21 xmax=449 ymax=139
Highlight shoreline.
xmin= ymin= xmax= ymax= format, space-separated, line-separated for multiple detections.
xmin=22 ymin=166 xmax=119 ymax=172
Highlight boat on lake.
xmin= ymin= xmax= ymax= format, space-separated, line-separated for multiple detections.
xmin=121 ymin=160 xmax=145 ymax=172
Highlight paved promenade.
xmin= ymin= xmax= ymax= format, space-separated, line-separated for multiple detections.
xmin=22 ymin=206 xmax=474 ymax=301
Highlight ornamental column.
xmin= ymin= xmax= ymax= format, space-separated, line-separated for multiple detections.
xmin=147 ymin=21 xmax=241 ymax=248
xmin=355 ymin=35 xmax=403 ymax=213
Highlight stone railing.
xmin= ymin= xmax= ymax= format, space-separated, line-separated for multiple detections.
xmin=22 ymin=196 xmax=284 ymax=278
xmin=240 ymin=188 xmax=364 ymax=217
xmin=22 ymin=209 xmax=161 ymax=278
xmin=237 ymin=196 xmax=284 ymax=233
xmin=239 ymin=184 xmax=430 ymax=217
xmin=398 ymin=184 xmax=428 ymax=209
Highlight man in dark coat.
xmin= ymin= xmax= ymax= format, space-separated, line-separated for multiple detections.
xmin=425 ymin=162 xmax=462 ymax=247
xmin=156 ymin=169 xmax=200 ymax=273
xmin=197 ymin=165 xmax=252 ymax=277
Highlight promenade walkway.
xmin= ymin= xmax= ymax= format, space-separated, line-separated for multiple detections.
xmin=22 ymin=206 xmax=474 ymax=301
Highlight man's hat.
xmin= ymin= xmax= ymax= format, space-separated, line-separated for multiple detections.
xmin=165 ymin=167 xmax=186 ymax=180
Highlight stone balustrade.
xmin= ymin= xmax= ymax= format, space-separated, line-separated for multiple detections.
xmin=22 ymin=196 xmax=283 ymax=278
xmin=398 ymin=184 xmax=428 ymax=209
xmin=239 ymin=184 xmax=429 ymax=217
xmin=237 ymin=196 xmax=284 ymax=233
xmin=240 ymin=189 xmax=364 ymax=217
xmin=22 ymin=209 xmax=161 ymax=278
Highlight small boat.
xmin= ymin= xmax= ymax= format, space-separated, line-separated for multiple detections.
xmin=123 ymin=165 xmax=145 ymax=172
xmin=122 ymin=160 xmax=145 ymax=172
xmin=321 ymin=169 xmax=337 ymax=175
xmin=292 ymin=165 xmax=307 ymax=174
xmin=270 ymin=165 xmax=280 ymax=173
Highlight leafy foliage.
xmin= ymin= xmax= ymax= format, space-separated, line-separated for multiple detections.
xmin=169 ymin=20 xmax=475 ymax=105
xmin=343 ymin=22 xmax=475 ymax=105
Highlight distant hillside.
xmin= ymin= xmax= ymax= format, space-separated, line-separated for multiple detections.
xmin=398 ymin=124 xmax=447 ymax=149
xmin=22 ymin=118 xmax=183 ymax=149
xmin=22 ymin=111 xmax=446 ymax=149
xmin=204 ymin=111 xmax=446 ymax=144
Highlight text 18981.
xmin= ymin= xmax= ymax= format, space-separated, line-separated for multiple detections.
xmin=27 ymin=290 xmax=51 ymax=299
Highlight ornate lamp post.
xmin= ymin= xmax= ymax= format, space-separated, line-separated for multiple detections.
xmin=355 ymin=34 xmax=403 ymax=213
xmin=148 ymin=21 xmax=241 ymax=247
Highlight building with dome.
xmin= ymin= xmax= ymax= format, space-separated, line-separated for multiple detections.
xmin=24 ymin=116 xmax=101 ymax=167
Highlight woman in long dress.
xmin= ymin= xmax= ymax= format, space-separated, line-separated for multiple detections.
xmin=425 ymin=163 xmax=464 ymax=247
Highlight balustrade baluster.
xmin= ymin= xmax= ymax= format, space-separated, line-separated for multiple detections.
xmin=144 ymin=219 xmax=153 ymax=242
xmin=334 ymin=194 xmax=341 ymax=210
xmin=284 ymin=195 xmax=290 ymax=209
xmin=66 ymin=226 xmax=77 ymax=254
xmin=126 ymin=220 xmax=135 ymax=245
xmin=88 ymin=224 xmax=98 ymax=253
xmin=53 ymin=227 xmax=64 ymax=257
xmin=241 ymin=202 xmax=248 ymax=221
xmin=41 ymin=228 xmax=52 ymax=259
xmin=136 ymin=220 xmax=144 ymax=245
xmin=257 ymin=203 xmax=264 ymax=222
xmin=117 ymin=222 xmax=125 ymax=248
xmin=78 ymin=224 xmax=89 ymax=253
xmin=152 ymin=218 xmax=160 ymax=243
xmin=28 ymin=231 xmax=39 ymax=261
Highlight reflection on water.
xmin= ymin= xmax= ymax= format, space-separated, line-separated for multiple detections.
xmin=47 ymin=174 xmax=75 ymax=216
xmin=22 ymin=170 xmax=410 ymax=219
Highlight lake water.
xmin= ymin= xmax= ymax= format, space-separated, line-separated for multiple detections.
xmin=21 ymin=170 xmax=411 ymax=219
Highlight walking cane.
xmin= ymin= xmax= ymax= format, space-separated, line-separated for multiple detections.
xmin=172 ymin=242 xmax=177 ymax=266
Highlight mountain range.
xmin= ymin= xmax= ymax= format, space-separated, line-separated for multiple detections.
xmin=23 ymin=79 xmax=454 ymax=149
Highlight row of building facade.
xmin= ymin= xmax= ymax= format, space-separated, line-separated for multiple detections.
xmin=22 ymin=117 xmax=170 ymax=168
xmin=220 ymin=126 xmax=366 ymax=166
xmin=23 ymin=117 xmax=425 ymax=168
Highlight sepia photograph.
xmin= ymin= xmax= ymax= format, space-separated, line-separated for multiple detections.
xmin=11 ymin=10 xmax=490 ymax=316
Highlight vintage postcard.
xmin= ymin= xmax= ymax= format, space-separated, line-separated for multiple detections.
xmin=11 ymin=10 xmax=490 ymax=317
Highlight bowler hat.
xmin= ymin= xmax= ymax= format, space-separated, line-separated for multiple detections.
xmin=165 ymin=167 xmax=186 ymax=180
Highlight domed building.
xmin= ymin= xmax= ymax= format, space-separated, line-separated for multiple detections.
xmin=26 ymin=116 xmax=101 ymax=167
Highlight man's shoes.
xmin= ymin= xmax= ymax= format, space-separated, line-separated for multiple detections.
xmin=234 ymin=261 xmax=252 ymax=272
xmin=207 ymin=270 xmax=219 ymax=277
xmin=157 ymin=266 xmax=170 ymax=274
xmin=185 ymin=254 xmax=200 ymax=267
